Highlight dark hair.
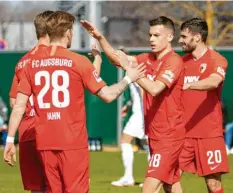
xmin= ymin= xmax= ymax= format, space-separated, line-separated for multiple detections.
xmin=149 ymin=16 xmax=175 ymax=34
xmin=46 ymin=11 xmax=75 ymax=41
xmin=180 ymin=18 xmax=208 ymax=43
xmin=34 ymin=10 xmax=54 ymax=39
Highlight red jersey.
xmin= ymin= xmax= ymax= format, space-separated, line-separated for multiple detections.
xmin=9 ymin=45 xmax=48 ymax=142
xmin=183 ymin=49 xmax=228 ymax=138
xmin=136 ymin=50 xmax=185 ymax=141
xmin=18 ymin=46 xmax=106 ymax=150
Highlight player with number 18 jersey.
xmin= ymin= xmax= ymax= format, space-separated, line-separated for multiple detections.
xmin=136 ymin=50 xmax=185 ymax=185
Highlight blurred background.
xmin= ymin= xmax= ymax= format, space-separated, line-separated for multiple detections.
xmin=0 ymin=1 xmax=233 ymax=50
xmin=0 ymin=0 xmax=233 ymax=147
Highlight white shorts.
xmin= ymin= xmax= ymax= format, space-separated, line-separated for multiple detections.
xmin=123 ymin=114 xmax=145 ymax=139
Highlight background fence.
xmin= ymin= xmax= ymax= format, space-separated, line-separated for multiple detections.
xmin=0 ymin=49 xmax=232 ymax=145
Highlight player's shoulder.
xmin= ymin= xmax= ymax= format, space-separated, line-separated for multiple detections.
xmin=15 ymin=50 xmax=33 ymax=72
xmin=208 ymin=49 xmax=227 ymax=63
xmin=70 ymin=51 xmax=90 ymax=63
xmin=136 ymin=52 xmax=154 ymax=62
xmin=166 ymin=51 xmax=183 ymax=65
xmin=65 ymin=50 xmax=91 ymax=69
xmin=182 ymin=53 xmax=192 ymax=63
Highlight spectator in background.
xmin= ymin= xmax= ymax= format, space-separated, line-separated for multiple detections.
xmin=225 ymin=122 xmax=233 ymax=154
xmin=223 ymin=102 xmax=233 ymax=154
xmin=0 ymin=95 xmax=8 ymax=147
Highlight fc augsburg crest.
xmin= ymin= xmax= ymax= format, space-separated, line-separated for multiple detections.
xmin=200 ymin=63 xmax=207 ymax=73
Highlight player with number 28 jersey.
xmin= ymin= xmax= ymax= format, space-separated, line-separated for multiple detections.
xmin=19 ymin=46 xmax=106 ymax=150
xmin=13 ymin=11 xmax=145 ymax=193
xmin=18 ymin=45 xmax=106 ymax=193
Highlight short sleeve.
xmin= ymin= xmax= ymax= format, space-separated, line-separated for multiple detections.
xmin=156 ymin=55 xmax=183 ymax=88
xmin=17 ymin=64 xmax=32 ymax=96
xmin=78 ymin=56 xmax=106 ymax=94
xmin=9 ymin=73 xmax=19 ymax=98
xmin=135 ymin=53 xmax=149 ymax=64
xmin=211 ymin=56 xmax=228 ymax=80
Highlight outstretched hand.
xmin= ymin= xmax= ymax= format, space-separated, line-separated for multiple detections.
xmin=80 ymin=20 xmax=103 ymax=40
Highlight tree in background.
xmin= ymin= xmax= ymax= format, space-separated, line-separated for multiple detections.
xmin=171 ymin=0 xmax=233 ymax=46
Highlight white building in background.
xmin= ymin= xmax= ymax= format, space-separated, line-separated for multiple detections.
xmin=0 ymin=1 xmax=101 ymax=51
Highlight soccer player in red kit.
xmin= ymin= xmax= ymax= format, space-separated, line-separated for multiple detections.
xmin=168 ymin=18 xmax=230 ymax=193
xmin=81 ymin=16 xmax=185 ymax=193
xmin=4 ymin=11 xmax=145 ymax=193
xmin=8 ymin=10 xmax=54 ymax=193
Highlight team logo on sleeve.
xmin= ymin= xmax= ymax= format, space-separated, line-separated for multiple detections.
xmin=217 ymin=66 xmax=226 ymax=77
xmin=200 ymin=63 xmax=207 ymax=73
xmin=162 ymin=70 xmax=174 ymax=83
xmin=93 ymin=70 xmax=102 ymax=83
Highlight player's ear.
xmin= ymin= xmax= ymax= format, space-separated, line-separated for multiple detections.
xmin=194 ymin=33 xmax=201 ymax=43
xmin=167 ymin=33 xmax=174 ymax=42
xmin=66 ymin=29 xmax=72 ymax=39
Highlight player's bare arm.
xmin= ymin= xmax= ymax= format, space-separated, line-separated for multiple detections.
xmin=89 ymin=43 xmax=102 ymax=74
xmin=4 ymin=93 xmax=29 ymax=166
xmin=137 ymin=78 xmax=167 ymax=97
xmin=9 ymin=98 xmax=16 ymax=108
xmin=96 ymin=63 xmax=146 ymax=103
xmin=97 ymin=80 xmax=129 ymax=103
xmin=80 ymin=20 xmax=136 ymax=69
xmin=183 ymin=74 xmax=223 ymax=91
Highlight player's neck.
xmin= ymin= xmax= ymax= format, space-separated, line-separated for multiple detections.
xmin=50 ymin=40 xmax=67 ymax=49
xmin=155 ymin=45 xmax=172 ymax=60
xmin=37 ymin=36 xmax=50 ymax=46
xmin=191 ymin=44 xmax=208 ymax=61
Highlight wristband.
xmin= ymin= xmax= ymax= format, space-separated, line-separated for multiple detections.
xmin=6 ymin=136 xmax=14 ymax=143
xmin=123 ymin=76 xmax=132 ymax=84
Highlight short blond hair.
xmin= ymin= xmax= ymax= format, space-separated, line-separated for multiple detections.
xmin=34 ymin=10 xmax=54 ymax=39
xmin=46 ymin=11 xmax=75 ymax=41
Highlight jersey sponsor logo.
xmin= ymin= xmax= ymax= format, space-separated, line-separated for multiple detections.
xmin=217 ymin=66 xmax=225 ymax=77
xmin=93 ymin=70 xmax=102 ymax=83
xmin=162 ymin=70 xmax=174 ymax=83
xmin=184 ymin=76 xmax=200 ymax=83
xmin=210 ymin=164 xmax=220 ymax=171
xmin=147 ymin=74 xmax=156 ymax=80
xmin=200 ymin=63 xmax=207 ymax=73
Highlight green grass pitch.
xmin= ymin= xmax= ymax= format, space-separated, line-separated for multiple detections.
xmin=0 ymin=151 xmax=232 ymax=193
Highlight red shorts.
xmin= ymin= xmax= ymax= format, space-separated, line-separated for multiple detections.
xmin=39 ymin=148 xmax=89 ymax=193
xmin=146 ymin=139 xmax=184 ymax=184
xmin=19 ymin=140 xmax=45 ymax=191
xmin=179 ymin=137 xmax=230 ymax=176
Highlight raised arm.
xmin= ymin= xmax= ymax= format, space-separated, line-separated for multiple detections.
xmin=96 ymin=63 xmax=146 ymax=103
xmin=89 ymin=43 xmax=102 ymax=74
xmin=80 ymin=20 xmax=136 ymax=69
